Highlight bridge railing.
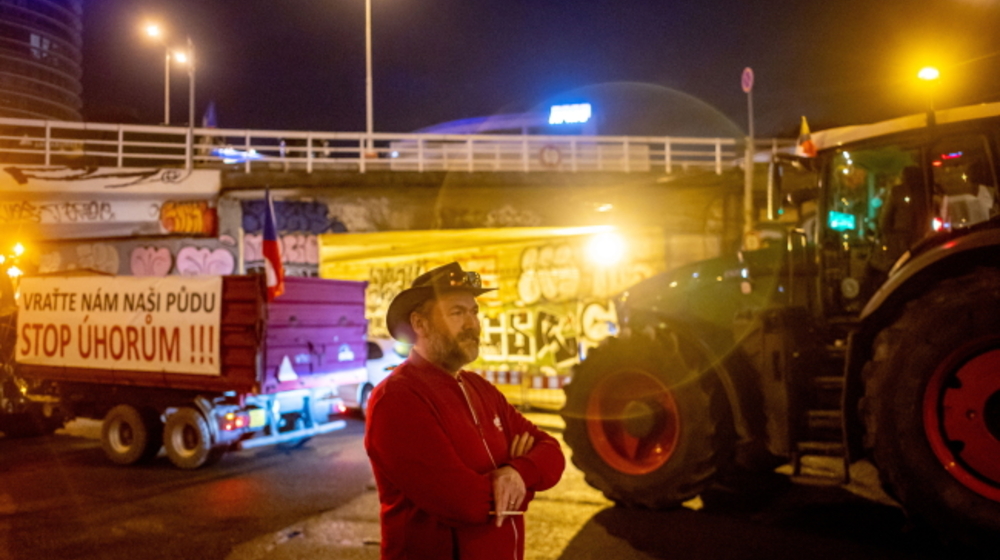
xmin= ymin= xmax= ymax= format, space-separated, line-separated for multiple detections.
xmin=0 ymin=117 xmax=793 ymax=174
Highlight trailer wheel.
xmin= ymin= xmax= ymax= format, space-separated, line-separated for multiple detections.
xmin=359 ymin=384 xmax=373 ymax=419
xmin=562 ymin=332 xmax=728 ymax=508
xmin=276 ymin=414 xmax=312 ymax=450
xmin=164 ymin=407 xmax=218 ymax=469
xmin=101 ymin=405 xmax=162 ymax=465
xmin=865 ymin=269 xmax=1000 ymax=551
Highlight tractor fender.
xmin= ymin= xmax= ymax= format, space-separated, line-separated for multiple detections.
xmin=861 ymin=226 xmax=1000 ymax=322
xmin=843 ymin=226 xmax=1000 ymax=460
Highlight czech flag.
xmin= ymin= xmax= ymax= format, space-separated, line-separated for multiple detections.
xmin=262 ymin=189 xmax=285 ymax=301
xmin=796 ymin=116 xmax=817 ymax=157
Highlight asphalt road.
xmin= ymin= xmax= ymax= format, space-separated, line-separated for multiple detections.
xmin=0 ymin=419 xmax=374 ymax=560
xmin=0 ymin=415 xmax=985 ymax=560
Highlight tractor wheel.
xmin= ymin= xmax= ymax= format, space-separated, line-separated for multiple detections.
xmin=561 ymin=332 xmax=730 ymax=508
xmin=101 ymin=405 xmax=163 ymax=465
xmin=164 ymin=407 xmax=220 ymax=469
xmin=864 ymin=269 xmax=1000 ymax=552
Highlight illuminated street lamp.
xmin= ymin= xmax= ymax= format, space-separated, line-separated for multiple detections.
xmin=144 ymin=23 xmax=172 ymax=124
xmin=918 ymin=66 xmax=940 ymax=124
xmin=918 ymin=66 xmax=941 ymax=81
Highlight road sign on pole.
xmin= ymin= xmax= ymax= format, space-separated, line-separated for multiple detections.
xmin=741 ymin=67 xmax=754 ymax=93
xmin=742 ymin=67 xmax=755 ymax=242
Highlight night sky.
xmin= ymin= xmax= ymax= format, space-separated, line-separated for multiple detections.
xmin=81 ymin=0 xmax=1000 ymax=137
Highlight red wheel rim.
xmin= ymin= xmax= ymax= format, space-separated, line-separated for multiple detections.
xmin=923 ymin=340 xmax=1000 ymax=502
xmin=585 ymin=368 xmax=680 ymax=475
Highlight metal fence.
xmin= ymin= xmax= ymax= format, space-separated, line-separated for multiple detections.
xmin=0 ymin=117 xmax=792 ymax=174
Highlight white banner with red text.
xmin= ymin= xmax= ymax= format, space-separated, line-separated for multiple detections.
xmin=16 ymin=276 xmax=223 ymax=376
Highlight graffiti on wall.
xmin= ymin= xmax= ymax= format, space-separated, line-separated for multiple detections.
xmin=175 ymin=247 xmax=236 ymax=276
xmin=478 ymin=299 xmax=618 ymax=373
xmin=158 ymin=201 xmax=217 ymax=235
xmin=0 ymin=200 xmax=115 ymax=225
xmin=244 ymin=233 xmax=319 ymax=266
xmin=242 ymin=198 xmax=345 ymax=277
xmin=439 ymin=204 xmax=542 ymax=229
xmin=37 ymin=243 xmax=121 ymax=275
xmin=328 ymin=197 xmax=410 ymax=232
xmin=33 ymin=242 xmax=236 ymax=277
xmin=130 ymin=247 xmax=173 ymax=277
xmin=517 ymin=244 xmax=580 ymax=304
xmin=241 ymin=199 xmax=342 ymax=235
xmin=366 ymin=263 xmax=425 ymax=336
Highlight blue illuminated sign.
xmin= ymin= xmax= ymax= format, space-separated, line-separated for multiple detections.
xmin=828 ymin=211 xmax=856 ymax=231
xmin=548 ymin=103 xmax=592 ymax=125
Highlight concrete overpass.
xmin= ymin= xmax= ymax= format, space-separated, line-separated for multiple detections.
xmin=0 ymin=116 xmax=791 ymax=274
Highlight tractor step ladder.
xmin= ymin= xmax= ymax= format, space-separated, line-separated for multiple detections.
xmin=791 ymin=347 xmax=850 ymax=484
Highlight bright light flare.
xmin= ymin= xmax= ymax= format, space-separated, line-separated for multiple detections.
xmin=145 ymin=24 xmax=161 ymax=38
xmin=586 ymin=232 xmax=626 ymax=267
xmin=7 ymin=266 xmax=23 ymax=278
xmin=918 ymin=66 xmax=940 ymax=81
xmin=174 ymin=51 xmax=189 ymax=64
xmin=13 ymin=242 xmax=24 ymax=256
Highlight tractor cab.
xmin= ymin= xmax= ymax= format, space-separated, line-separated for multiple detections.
xmin=771 ymin=120 xmax=1000 ymax=319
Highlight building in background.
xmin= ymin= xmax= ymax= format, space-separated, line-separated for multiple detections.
xmin=0 ymin=0 xmax=83 ymax=120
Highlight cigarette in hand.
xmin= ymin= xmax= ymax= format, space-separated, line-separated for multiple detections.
xmin=489 ymin=511 xmax=524 ymax=516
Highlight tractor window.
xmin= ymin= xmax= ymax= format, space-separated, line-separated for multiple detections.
xmin=822 ymin=145 xmax=922 ymax=312
xmin=931 ymin=136 xmax=998 ymax=230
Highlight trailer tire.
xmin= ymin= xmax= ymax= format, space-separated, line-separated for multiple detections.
xmin=562 ymin=332 xmax=728 ymax=508
xmin=359 ymin=384 xmax=373 ymax=419
xmin=276 ymin=414 xmax=312 ymax=450
xmin=101 ymin=405 xmax=162 ymax=465
xmin=865 ymin=269 xmax=1000 ymax=552
xmin=164 ymin=407 xmax=218 ymax=469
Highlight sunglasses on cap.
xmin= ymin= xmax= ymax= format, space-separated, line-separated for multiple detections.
xmin=444 ymin=270 xmax=483 ymax=289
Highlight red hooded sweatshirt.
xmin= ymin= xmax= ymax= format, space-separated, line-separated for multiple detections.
xmin=364 ymin=350 xmax=565 ymax=560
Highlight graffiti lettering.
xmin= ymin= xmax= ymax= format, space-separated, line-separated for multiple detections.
xmin=175 ymin=247 xmax=236 ymax=276
xmin=366 ymin=264 xmax=424 ymax=336
xmin=241 ymin=199 xmax=343 ymax=235
xmin=517 ymin=244 xmax=580 ymax=304
xmin=0 ymin=200 xmax=115 ymax=225
xmin=478 ymin=300 xmax=617 ymax=369
xmin=130 ymin=247 xmax=173 ymax=277
xmin=159 ymin=201 xmax=217 ymax=235
xmin=244 ymin=233 xmax=319 ymax=266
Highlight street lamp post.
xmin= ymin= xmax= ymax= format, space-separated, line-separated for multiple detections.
xmin=187 ymin=36 xmax=196 ymax=129
xmin=918 ymin=66 xmax=940 ymax=126
xmin=365 ymin=0 xmax=374 ymax=151
xmin=145 ymin=24 xmax=171 ymax=124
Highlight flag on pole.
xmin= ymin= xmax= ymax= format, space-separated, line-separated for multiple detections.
xmin=262 ymin=189 xmax=285 ymax=301
xmin=796 ymin=116 xmax=817 ymax=157
xmin=202 ymin=101 xmax=218 ymax=128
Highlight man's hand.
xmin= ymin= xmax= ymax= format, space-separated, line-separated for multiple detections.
xmin=510 ymin=432 xmax=535 ymax=458
xmin=490 ymin=465 xmax=526 ymax=527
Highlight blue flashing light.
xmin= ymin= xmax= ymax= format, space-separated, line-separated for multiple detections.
xmin=829 ymin=211 xmax=856 ymax=231
xmin=212 ymin=147 xmax=263 ymax=164
xmin=549 ymin=103 xmax=592 ymax=125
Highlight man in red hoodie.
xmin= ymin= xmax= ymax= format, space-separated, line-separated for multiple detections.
xmin=365 ymin=262 xmax=566 ymax=560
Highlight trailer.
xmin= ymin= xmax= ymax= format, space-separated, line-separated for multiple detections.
xmin=1 ymin=271 xmax=367 ymax=469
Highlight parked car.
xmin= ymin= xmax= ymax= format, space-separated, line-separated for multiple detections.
xmin=338 ymin=337 xmax=410 ymax=417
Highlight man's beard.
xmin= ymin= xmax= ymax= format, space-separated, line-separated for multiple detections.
xmin=426 ymin=325 xmax=480 ymax=372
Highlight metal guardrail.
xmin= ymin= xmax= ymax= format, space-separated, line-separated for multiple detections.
xmin=0 ymin=117 xmax=793 ymax=174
